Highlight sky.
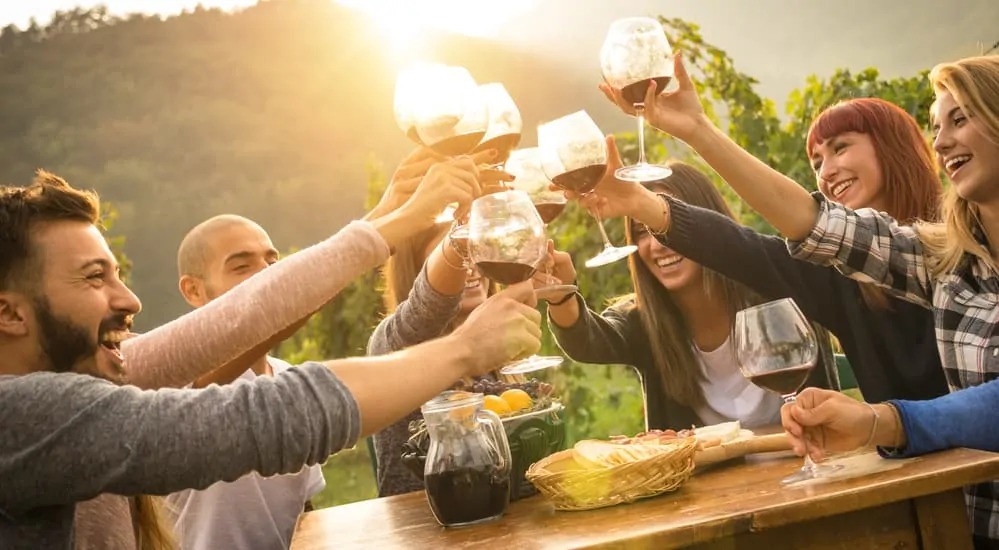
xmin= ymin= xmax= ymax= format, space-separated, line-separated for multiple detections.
xmin=1 ymin=0 xmax=996 ymax=104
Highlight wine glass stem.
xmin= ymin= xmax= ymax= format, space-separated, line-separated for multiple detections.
xmin=635 ymin=103 xmax=648 ymax=166
xmin=782 ymin=392 xmax=819 ymax=474
xmin=585 ymin=196 xmax=614 ymax=248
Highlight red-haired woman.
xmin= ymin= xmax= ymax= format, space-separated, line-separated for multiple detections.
xmin=570 ymin=95 xmax=948 ymax=404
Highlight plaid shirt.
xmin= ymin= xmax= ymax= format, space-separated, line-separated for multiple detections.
xmin=789 ymin=193 xmax=999 ymax=541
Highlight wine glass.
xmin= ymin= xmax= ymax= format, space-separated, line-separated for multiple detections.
xmin=467 ymin=190 xmax=564 ymax=375
xmin=537 ymin=110 xmax=637 ymax=268
xmin=734 ymin=298 xmax=843 ymax=485
xmin=394 ymin=64 xmax=488 ymax=223
xmin=471 ymin=83 xmax=523 ymax=167
xmin=600 ymin=17 xmax=674 ymax=182
xmin=451 ymin=83 xmax=523 ymax=241
xmin=505 ymin=148 xmax=578 ymax=301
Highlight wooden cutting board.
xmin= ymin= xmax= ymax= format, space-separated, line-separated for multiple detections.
xmin=693 ymin=432 xmax=792 ymax=471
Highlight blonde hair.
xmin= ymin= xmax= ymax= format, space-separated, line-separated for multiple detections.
xmin=133 ymin=495 xmax=177 ymax=550
xmin=917 ymin=55 xmax=999 ymax=277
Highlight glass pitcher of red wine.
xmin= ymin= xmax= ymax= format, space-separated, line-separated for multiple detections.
xmin=421 ymin=391 xmax=513 ymax=528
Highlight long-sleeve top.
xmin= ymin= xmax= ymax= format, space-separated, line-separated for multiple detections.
xmin=661 ymin=198 xmax=948 ymax=403
xmin=550 ymin=295 xmax=832 ymax=432
xmin=366 ymin=266 xmax=463 ymax=497
xmin=0 ymin=364 xmax=360 ymax=550
xmin=788 ymin=193 xmax=999 ymax=541
xmin=74 ymin=219 xmax=390 ymax=550
xmin=884 ymin=378 xmax=999 ymax=457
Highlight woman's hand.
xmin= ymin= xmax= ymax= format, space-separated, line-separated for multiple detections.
xmin=555 ymin=136 xmax=669 ymax=231
xmin=598 ymin=53 xmax=711 ymax=144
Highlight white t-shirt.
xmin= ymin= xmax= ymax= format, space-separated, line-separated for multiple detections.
xmin=165 ymin=357 xmax=326 ymax=550
xmin=693 ymin=336 xmax=782 ymax=428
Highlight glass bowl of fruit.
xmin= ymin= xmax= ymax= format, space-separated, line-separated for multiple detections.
xmin=402 ymin=378 xmax=566 ymax=501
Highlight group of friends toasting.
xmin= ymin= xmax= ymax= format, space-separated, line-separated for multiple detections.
xmin=0 ymin=13 xmax=998 ymax=550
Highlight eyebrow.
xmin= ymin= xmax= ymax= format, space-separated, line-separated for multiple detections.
xmin=932 ymin=106 xmax=962 ymax=129
xmin=79 ymin=258 xmax=117 ymax=273
xmin=223 ymin=249 xmax=279 ymax=265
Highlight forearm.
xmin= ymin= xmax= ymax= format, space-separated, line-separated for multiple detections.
xmin=426 ymin=239 xmax=470 ymax=296
xmin=875 ymin=380 xmax=999 ymax=456
xmin=331 ymin=335 xmax=474 ymax=436
xmin=547 ymin=293 xmax=581 ymax=329
xmin=123 ymin=221 xmax=389 ymax=389
xmin=686 ymin=120 xmax=818 ymax=241
xmin=367 ymin=266 xmax=462 ymax=355
xmin=549 ymin=296 xmax=634 ymax=366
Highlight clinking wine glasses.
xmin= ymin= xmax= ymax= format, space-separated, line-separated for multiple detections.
xmin=504 ymin=148 xmax=577 ymax=301
xmin=538 ymin=110 xmax=637 ymax=268
xmin=394 ymin=63 xmax=489 ymax=222
xmin=734 ymin=298 xmax=844 ymax=486
xmin=467 ymin=190 xmax=564 ymax=375
xmin=600 ymin=17 xmax=675 ymax=182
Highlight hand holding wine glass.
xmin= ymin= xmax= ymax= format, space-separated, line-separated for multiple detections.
xmin=538 ymin=110 xmax=636 ymax=268
xmin=400 ymin=158 xmax=483 ymax=228
xmin=599 ymin=52 xmax=710 ymax=145
xmin=472 ymin=83 xmax=522 ymax=167
xmin=468 ymin=190 xmax=564 ymax=374
xmin=781 ymin=388 xmax=893 ymax=461
xmin=451 ymin=281 xmax=543 ymax=377
xmin=734 ymin=298 xmax=843 ymax=485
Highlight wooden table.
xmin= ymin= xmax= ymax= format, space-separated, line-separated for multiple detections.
xmin=291 ymin=448 xmax=999 ymax=549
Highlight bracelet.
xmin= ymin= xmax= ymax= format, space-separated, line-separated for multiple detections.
xmin=884 ymin=402 xmax=904 ymax=449
xmin=439 ymin=239 xmax=467 ymax=271
xmin=862 ymin=402 xmax=879 ymax=449
xmin=642 ymin=193 xmax=671 ymax=237
xmin=547 ymin=290 xmax=578 ymax=306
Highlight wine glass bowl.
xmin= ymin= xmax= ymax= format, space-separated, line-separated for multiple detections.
xmin=734 ymin=298 xmax=842 ymax=485
xmin=410 ymin=66 xmax=488 ymax=157
xmin=600 ymin=17 xmax=674 ymax=182
xmin=472 ymin=83 xmax=523 ymax=166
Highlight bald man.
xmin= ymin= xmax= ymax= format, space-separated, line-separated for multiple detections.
xmin=166 ymin=214 xmax=323 ymax=550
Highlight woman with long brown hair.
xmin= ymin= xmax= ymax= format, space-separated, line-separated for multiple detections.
xmin=546 ymin=162 xmax=835 ymax=432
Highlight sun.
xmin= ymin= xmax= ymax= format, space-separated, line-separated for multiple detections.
xmin=335 ymin=0 xmax=535 ymax=53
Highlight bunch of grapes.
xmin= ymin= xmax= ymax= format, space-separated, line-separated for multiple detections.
xmin=464 ymin=378 xmax=554 ymax=400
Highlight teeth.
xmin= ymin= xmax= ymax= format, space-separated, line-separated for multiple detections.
xmin=465 ymin=279 xmax=481 ymax=289
xmin=830 ymin=179 xmax=856 ymax=198
xmin=101 ymin=330 xmax=129 ymax=344
xmin=655 ymin=255 xmax=683 ymax=268
xmin=946 ymin=155 xmax=971 ymax=171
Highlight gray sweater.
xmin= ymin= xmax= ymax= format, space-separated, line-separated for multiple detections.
xmin=367 ymin=266 xmax=462 ymax=497
xmin=0 ymin=363 xmax=359 ymax=550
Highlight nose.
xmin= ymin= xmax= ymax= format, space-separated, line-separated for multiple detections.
xmin=818 ymin=157 xmax=839 ymax=184
xmin=110 ymin=280 xmax=142 ymax=316
xmin=933 ymin=126 xmax=954 ymax=156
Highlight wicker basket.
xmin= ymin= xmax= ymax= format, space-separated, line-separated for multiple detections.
xmin=525 ymin=437 xmax=698 ymax=511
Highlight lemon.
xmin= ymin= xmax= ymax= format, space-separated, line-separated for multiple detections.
xmin=499 ymin=389 xmax=532 ymax=412
xmin=483 ymin=394 xmax=512 ymax=416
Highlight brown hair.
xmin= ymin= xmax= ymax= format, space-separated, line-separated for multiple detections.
xmin=0 ymin=170 xmax=100 ymax=291
xmin=919 ymin=55 xmax=999 ymax=277
xmin=621 ymin=162 xmax=764 ymax=409
xmin=806 ymin=98 xmax=943 ymax=310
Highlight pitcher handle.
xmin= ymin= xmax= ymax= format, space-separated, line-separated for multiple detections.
xmin=477 ymin=409 xmax=512 ymax=475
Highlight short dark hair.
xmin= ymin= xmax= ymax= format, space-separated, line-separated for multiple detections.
xmin=0 ymin=170 xmax=100 ymax=292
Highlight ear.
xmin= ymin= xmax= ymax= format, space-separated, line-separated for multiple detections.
xmin=0 ymin=292 xmax=31 ymax=337
xmin=179 ymin=275 xmax=207 ymax=308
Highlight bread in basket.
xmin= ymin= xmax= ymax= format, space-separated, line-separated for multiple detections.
xmin=525 ymin=436 xmax=698 ymax=511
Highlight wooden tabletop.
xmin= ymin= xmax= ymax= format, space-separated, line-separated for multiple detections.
xmin=291 ymin=448 xmax=999 ymax=550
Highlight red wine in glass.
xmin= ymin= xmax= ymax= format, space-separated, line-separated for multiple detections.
xmin=534 ymin=203 xmax=566 ymax=225
xmin=474 ymin=261 xmax=537 ymax=286
xmin=473 ymin=133 xmax=521 ymax=165
xmin=619 ymin=76 xmax=673 ymax=105
xmin=747 ymin=364 xmax=814 ymax=395
xmin=550 ymin=164 xmax=608 ymax=195
xmin=429 ymin=131 xmax=487 ymax=157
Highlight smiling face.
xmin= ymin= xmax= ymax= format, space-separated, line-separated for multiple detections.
xmin=812 ymin=132 xmax=886 ymax=211
xmin=932 ymin=90 xmax=999 ymax=206
xmin=179 ymin=217 xmax=280 ymax=307
xmin=31 ymin=221 xmax=141 ymax=378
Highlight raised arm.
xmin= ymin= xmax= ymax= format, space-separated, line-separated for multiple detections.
xmin=599 ymin=54 xmax=819 ymax=241
xmin=367 ymin=241 xmax=469 ymax=356
xmin=123 ymin=157 xmax=486 ymax=390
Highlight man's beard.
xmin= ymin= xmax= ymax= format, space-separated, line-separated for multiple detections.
xmin=33 ymin=295 xmax=129 ymax=377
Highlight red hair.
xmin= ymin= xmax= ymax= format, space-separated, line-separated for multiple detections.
xmin=806 ymin=98 xmax=941 ymax=223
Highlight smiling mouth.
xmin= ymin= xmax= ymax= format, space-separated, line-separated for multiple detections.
xmin=830 ymin=178 xmax=857 ymax=199
xmin=99 ymin=330 xmax=129 ymax=361
xmin=945 ymin=155 xmax=972 ymax=176
xmin=655 ymin=255 xmax=683 ymax=269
